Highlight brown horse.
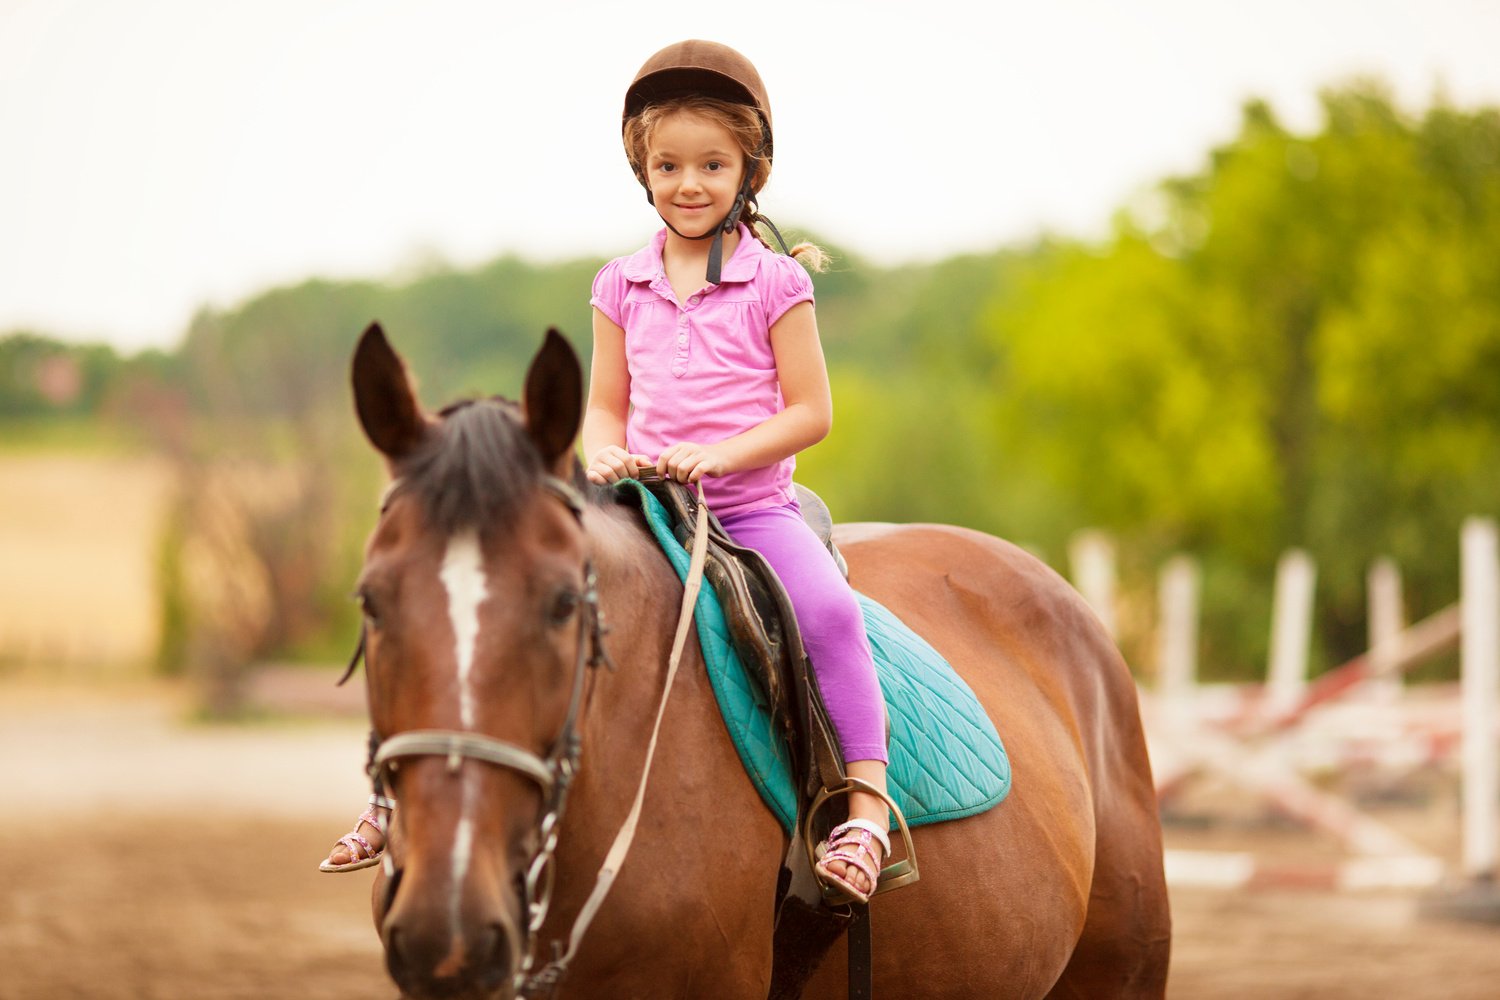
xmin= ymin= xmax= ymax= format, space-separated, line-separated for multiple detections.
xmin=349 ymin=323 xmax=1170 ymax=999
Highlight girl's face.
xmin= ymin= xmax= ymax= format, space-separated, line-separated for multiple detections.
xmin=644 ymin=112 xmax=746 ymax=239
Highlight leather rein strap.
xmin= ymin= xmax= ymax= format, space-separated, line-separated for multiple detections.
xmin=523 ymin=481 xmax=709 ymax=995
xmin=354 ymin=473 xmax=710 ymax=999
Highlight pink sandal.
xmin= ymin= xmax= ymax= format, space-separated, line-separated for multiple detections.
xmin=318 ymin=795 xmax=394 ymax=873
xmin=814 ymin=819 xmax=890 ymax=904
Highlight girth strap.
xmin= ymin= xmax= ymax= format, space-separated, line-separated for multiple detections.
xmin=848 ymin=905 xmax=872 ymax=1000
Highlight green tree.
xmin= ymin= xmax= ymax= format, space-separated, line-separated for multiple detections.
xmin=972 ymin=82 xmax=1500 ymax=674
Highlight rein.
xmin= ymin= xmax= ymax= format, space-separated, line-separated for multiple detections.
xmin=523 ymin=480 xmax=708 ymax=995
xmin=349 ymin=472 xmax=710 ymax=998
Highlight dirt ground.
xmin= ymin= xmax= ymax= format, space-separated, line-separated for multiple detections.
xmin=5 ymin=677 xmax=1500 ymax=1000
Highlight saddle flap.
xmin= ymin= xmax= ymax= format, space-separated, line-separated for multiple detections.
xmin=649 ymin=480 xmax=794 ymax=719
xmin=617 ymin=476 xmax=850 ymax=807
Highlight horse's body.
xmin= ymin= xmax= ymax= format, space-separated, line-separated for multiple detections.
xmin=350 ymin=325 xmax=1170 ymax=1000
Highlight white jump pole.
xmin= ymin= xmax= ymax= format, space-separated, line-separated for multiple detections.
xmin=1367 ymin=557 xmax=1405 ymax=701
xmin=1267 ymin=549 xmax=1317 ymax=715
xmin=1156 ymin=555 xmax=1200 ymax=730
xmin=1069 ymin=530 xmax=1117 ymax=639
xmin=1461 ymin=517 xmax=1499 ymax=882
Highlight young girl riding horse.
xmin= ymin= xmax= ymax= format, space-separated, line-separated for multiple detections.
xmin=582 ymin=39 xmax=891 ymax=904
xmin=324 ymin=38 xmax=892 ymax=905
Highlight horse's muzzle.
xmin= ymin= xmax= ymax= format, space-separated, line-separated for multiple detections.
xmin=385 ymin=925 xmax=514 ymax=1000
xmin=382 ymin=876 xmax=522 ymax=1000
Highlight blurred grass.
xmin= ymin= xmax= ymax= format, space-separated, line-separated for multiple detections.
xmin=0 ymin=415 xmax=151 ymax=455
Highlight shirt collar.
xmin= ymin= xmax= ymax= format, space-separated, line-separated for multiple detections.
xmin=619 ymin=224 xmax=767 ymax=284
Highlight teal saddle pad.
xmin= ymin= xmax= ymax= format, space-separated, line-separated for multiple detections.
xmin=619 ymin=480 xmax=1011 ymax=834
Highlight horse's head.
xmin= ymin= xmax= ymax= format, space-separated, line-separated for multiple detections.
xmin=350 ymin=323 xmax=597 ymax=999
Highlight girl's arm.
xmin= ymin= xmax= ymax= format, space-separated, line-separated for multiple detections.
xmin=582 ymin=307 xmax=650 ymax=483
xmin=658 ymin=301 xmax=832 ymax=483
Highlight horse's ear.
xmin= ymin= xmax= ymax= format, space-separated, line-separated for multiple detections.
xmin=351 ymin=322 xmax=428 ymax=461
xmin=523 ymin=328 xmax=584 ymax=474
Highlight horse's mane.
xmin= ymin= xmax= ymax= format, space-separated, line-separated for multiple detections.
xmin=400 ymin=397 xmax=543 ymax=537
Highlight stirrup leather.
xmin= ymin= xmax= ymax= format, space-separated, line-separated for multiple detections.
xmin=802 ymin=776 xmax=920 ymax=900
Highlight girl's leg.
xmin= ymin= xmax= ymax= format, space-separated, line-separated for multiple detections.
xmin=719 ymin=503 xmax=889 ymax=896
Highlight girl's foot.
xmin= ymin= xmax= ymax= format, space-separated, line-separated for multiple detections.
xmin=318 ymin=797 xmax=393 ymax=873
xmin=815 ymin=819 xmax=888 ymax=903
xmin=815 ymin=763 xmax=890 ymax=901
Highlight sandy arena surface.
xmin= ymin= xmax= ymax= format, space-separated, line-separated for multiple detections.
xmin=5 ymin=676 xmax=1500 ymax=1000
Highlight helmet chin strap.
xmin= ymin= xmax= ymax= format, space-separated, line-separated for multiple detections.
xmin=644 ymin=124 xmax=773 ymax=285
xmin=648 ymin=172 xmax=753 ymax=285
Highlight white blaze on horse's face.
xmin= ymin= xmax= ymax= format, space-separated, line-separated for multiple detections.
xmin=440 ymin=529 xmax=489 ymax=730
xmin=437 ymin=529 xmax=490 ymax=959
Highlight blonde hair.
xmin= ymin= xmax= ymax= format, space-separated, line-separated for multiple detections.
xmin=623 ymin=96 xmax=829 ymax=272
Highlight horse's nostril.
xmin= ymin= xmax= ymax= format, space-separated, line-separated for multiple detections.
xmin=383 ymin=919 xmax=514 ymax=997
xmin=474 ymin=922 xmax=515 ymax=992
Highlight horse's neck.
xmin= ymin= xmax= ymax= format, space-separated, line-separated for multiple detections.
xmin=583 ymin=501 xmax=701 ymax=732
xmin=544 ymin=502 xmax=781 ymax=983
xmin=551 ymin=504 xmax=704 ymax=870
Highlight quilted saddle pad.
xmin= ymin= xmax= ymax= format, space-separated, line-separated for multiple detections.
xmin=620 ymin=481 xmax=1011 ymax=834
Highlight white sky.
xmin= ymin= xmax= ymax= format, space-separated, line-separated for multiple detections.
xmin=3 ymin=0 xmax=1500 ymax=351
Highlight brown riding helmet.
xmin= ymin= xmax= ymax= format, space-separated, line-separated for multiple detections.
xmin=622 ymin=40 xmax=782 ymax=283
xmin=622 ymin=39 xmax=774 ymax=172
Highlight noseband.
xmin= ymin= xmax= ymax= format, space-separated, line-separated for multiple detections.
xmin=349 ymin=473 xmax=613 ymax=997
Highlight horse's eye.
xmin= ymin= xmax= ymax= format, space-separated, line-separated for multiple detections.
xmin=548 ymin=589 xmax=580 ymax=627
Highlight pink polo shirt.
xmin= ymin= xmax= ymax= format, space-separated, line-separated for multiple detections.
xmin=590 ymin=225 xmax=815 ymax=516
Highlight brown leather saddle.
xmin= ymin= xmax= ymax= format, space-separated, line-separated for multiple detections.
xmin=635 ymin=472 xmax=850 ymax=805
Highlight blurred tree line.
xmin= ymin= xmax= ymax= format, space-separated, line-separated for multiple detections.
xmin=3 ymin=81 xmax=1496 ymax=691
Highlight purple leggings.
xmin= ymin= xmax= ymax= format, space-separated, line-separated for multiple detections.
xmin=718 ymin=501 xmax=888 ymax=765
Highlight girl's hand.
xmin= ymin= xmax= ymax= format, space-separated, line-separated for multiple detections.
xmin=586 ymin=445 xmax=653 ymax=485
xmin=657 ymin=442 xmax=732 ymax=484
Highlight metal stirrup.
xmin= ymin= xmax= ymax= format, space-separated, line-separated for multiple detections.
xmin=803 ymin=776 xmax=921 ymax=899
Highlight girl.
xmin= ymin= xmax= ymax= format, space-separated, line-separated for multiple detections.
xmin=583 ymin=39 xmax=891 ymax=904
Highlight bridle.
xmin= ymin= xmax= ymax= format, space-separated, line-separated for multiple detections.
xmin=344 ymin=471 xmax=708 ymax=998
xmin=346 ymin=473 xmax=606 ymax=995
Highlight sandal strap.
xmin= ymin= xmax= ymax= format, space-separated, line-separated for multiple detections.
xmin=368 ymin=794 xmax=397 ymax=811
xmin=828 ymin=819 xmax=891 ymax=857
xmin=818 ymin=822 xmax=887 ymax=887
xmin=336 ymin=830 xmax=375 ymax=860
xmin=819 ymin=844 xmax=880 ymax=886
xmin=333 ymin=807 xmax=387 ymax=861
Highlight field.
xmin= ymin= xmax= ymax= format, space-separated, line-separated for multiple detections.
xmin=0 ymin=453 xmax=173 ymax=669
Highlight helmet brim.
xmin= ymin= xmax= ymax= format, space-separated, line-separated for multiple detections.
xmin=621 ymin=40 xmax=773 ymax=159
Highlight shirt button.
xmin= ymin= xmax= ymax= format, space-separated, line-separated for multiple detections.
xmin=678 ymin=334 xmax=688 ymax=344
